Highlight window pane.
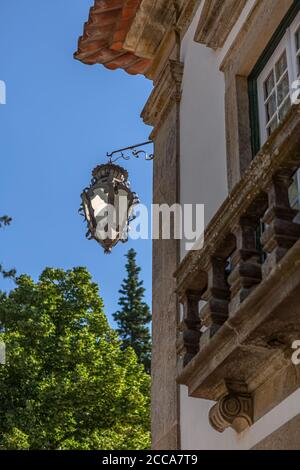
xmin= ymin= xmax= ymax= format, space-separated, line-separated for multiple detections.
xmin=278 ymin=96 xmax=291 ymax=121
xmin=275 ymin=51 xmax=288 ymax=80
xmin=264 ymin=71 xmax=275 ymax=99
xmin=277 ymin=72 xmax=290 ymax=105
xmin=265 ymin=92 xmax=276 ymax=122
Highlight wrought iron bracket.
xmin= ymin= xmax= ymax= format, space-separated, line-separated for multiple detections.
xmin=106 ymin=141 xmax=154 ymax=164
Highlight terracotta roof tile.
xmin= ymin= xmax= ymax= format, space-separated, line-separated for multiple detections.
xmin=74 ymin=0 xmax=152 ymax=76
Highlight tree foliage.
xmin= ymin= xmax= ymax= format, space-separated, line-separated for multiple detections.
xmin=113 ymin=249 xmax=151 ymax=373
xmin=0 ymin=216 xmax=16 ymax=280
xmin=0 ymin=267 xmax=150 ymax=450
xmin=0 ymin=216 xmax=12 ymax=228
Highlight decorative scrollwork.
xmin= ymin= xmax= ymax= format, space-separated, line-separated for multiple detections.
xmin=106 ymin=141 xmax=154 ymax=164
xmin=132 ymin=149 xmax=154 ymax=161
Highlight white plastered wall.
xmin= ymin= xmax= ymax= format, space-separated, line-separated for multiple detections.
xmin=179 ymin=3 xmax=227 ymax=259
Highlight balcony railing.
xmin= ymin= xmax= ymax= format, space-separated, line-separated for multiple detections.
xmin=175 ymin=104 xmax=300 ymax=433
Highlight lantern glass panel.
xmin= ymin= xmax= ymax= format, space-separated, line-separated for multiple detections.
xmin=91 ymin=188 xmax=108 ymax=220
xmin=81 ymin=163 xmax=139 ymax=253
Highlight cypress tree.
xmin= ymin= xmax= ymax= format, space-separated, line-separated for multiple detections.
xmin=113 ymin=249 xmax=151 ymax=372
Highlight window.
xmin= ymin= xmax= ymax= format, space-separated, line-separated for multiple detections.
xmin=249 ymin=2 xmax=300 ymax=210
xmin=257 ymin=11 xmax=300 ymax=144
xmin=249 ymin=2 xmax=300 ymax=155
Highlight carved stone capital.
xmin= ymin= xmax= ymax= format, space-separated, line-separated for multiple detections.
xmin=209 ymin=393 xmax=253 ymax=433
xmin=141 ymin=60 xmax=183 ymax=138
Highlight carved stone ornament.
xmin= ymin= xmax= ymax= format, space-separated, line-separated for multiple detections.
xmin=209 ymin=393 xmax=253 ymax=433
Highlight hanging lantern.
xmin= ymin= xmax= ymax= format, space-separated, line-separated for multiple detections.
xmin=80 ymin=162 xmax=139 ymax=254
xmin=80 ymin=141 xmax=153 ymax=254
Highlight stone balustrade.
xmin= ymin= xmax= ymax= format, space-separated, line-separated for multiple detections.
xmin=175 ymin=104 xmax=300 ymax=433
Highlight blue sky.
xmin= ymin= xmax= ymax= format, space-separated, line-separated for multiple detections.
xmin=0 ymin=0 xmax=153 ymax=325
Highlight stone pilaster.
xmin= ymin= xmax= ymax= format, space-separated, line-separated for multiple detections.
xmin=142 ymin=58 xmax=183 ymax=450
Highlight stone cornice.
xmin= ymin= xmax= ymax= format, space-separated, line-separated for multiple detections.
xmin=194 ymin=0 xmax=248 ymax=50
xmin=124 ymin=0 xmax=176 ymax=60
xmin=125 ymin=0 xmax=201 ymax=58
xmin=141 ymin=60 xmax=183 ymax=138
xmin=75 ymin=0 xmax=200 ymax=77
xmin=219 ymin=0 xmax=293 ymax=74
xmin=74 ymin=0 xmax=152 ymax=75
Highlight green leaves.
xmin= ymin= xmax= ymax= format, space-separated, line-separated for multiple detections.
xmin=0 ymin=267 xmax=150 ymax=450
xmin=0 ymin=216 xmax=12 ymax=228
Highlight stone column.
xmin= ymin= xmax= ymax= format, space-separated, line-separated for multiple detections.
xmin=142 ymin=58 xmax=183 ymax=450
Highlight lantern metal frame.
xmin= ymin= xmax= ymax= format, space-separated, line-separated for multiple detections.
xmin=80 ymin=141 xmax=153 ymax=254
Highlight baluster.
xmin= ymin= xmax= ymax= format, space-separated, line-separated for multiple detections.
xmin=261 ymin=169 xmax=300 ymax=277
xmin=228 ymin=216 xmax=262 ymax=316
xmin=178 ymin=290 xmax=202 ymax=367
xmin=200 ymin=257 xmax=230 ymax=349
